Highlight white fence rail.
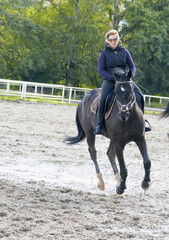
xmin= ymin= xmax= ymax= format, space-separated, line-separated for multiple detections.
xmin=0 ymin=79 xmax=90 ymax=104
xmin=0 ymin=79 xmax=169 ymax=107
xmin=144 ymin=95 xmax=169 ymax=106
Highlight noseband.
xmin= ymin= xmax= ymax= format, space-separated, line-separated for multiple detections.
xmin=115 ymin=81 xmax=136 ymax=114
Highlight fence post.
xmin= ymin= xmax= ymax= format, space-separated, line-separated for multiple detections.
xmin=62 ymin=86 xmax=65 ymax=101
xmin=68 ymin=87 xmax=72 ymax=104
xmin=7 ymin=81 xmax=10 ymax=93
xmin=74 ymin=90 xmax=76 ymax=99
xmin=21 ymin=83 xmax=25 ymax=99
xmin=35 ymin=84 xmax=37 ymax=97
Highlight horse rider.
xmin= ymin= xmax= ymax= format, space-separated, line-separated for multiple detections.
xmin=95 ymin=29 xmax=151 ymax=135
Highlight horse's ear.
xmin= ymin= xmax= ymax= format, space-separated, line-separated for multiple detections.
xmin=127 ymin=70 xmax=132 ymax=80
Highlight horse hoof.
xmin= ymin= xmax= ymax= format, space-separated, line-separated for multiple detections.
xmin=97 ymin=183 xmax=105 ymax=191
xmin=141 ymin=180 xmax=150 ymax=189
xmin=97 ymin=173 xmax=105 ymax=191
xmin=116 ymin=186 xmax=124 ymax=195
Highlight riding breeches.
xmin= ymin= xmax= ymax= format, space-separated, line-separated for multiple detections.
xmin=98 ymin=80 xmax=115 ymax=122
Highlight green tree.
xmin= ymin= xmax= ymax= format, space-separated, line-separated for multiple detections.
xmin=44 ymin=0 xmax=111 ymax=87
xmin=121 ymin=0 xmax=169 ymax=95
xmin=0 ymin=0 xmax=46 ymax=81
xmin=0 ymin=0 xmax=168 ymax=95
xmin=0 ymin=0 xmax=111 ymax=87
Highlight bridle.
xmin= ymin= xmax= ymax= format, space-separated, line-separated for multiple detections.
xmin=115 ymin=80 xmax=136 ymax=114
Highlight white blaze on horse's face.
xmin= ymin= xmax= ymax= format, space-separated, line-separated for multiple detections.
xmin=115 ymin=80 xmax=135 ymax=122
xmin=121 ymin=86 xmax=125 ymax=92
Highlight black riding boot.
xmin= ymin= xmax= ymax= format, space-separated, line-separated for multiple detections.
xmin=95 ymin=80 xmax=115 ymax=135
xmin=95 ymin=121 xmax=104 ymax=135
xmin=95 ymin=106 xmax=105 ymax=135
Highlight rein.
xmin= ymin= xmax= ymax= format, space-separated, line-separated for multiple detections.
xmin=115 ymin=80 xmax=136 ymax=113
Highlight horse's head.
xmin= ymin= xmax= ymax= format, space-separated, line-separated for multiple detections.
xmin=114 ymin=68 xmax=135 ymax=121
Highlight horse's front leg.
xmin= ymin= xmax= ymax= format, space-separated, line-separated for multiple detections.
xmin=115 ymin=145 xmax=127 ymax=195
xmin=87 ymin=133 xmax=105 ymax=191
xmin=136 ymin=136 xmax=151 ymax=190
xmin=107 ymin=143 xmax=120 ymax=188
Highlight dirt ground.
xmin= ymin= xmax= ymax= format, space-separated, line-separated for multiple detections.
xmin=0 ymin=100 xmax=169 ymax=240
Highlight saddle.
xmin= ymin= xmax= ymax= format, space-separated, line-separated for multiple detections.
xmin=91 ymin=90 xmax=144 ymax=119
xmin=91 ymin=91 xmax=116 ymax=120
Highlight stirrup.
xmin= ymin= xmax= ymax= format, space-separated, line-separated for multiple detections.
xmin=145 ymin=119 xmax=151 ymax=132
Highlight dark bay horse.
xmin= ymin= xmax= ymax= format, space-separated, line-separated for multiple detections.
xmin=160 ymin=101 xmax=169 ymax=138
xmin=66 ymin=69 xmax=151 ymax=194
xmin=161 ymin=102 xmax=169 ymax=118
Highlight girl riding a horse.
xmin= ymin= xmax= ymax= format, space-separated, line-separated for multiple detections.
xmin=95 ymin=29 xmax=151 ymax=134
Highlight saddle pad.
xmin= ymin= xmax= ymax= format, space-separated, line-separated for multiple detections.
xmin=91 ymin=95 xmax=101 ymax=114
xmin=90 ymin=94 xmax=116 ymax=120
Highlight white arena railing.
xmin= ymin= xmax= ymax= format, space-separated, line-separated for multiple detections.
xmin=0 ymin=79 xmax=91 ymax=104
xmin=144 ymin=95 xmax=169 ymax=106
xmin=0 ymin=79 xmax=169 ymax=108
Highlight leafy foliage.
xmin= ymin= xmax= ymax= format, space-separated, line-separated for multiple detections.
xmin=121 ymin=0 xmax=169 ymax=95
xmin=0 ymin=0 xmax=168 ymax=95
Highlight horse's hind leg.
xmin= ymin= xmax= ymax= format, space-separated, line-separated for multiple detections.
xmin=107 ymin=143 xmax=120 ymax=187
xmin=86 ymin=132 xmax=105 ymax=191
xmin=136 ymin=136 xmax=151 ymax=190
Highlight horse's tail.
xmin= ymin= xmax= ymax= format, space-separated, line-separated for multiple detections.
xmin=160 ymin=102 xmax=169 ymax=118
xmin=65 ymin=107 xmax=86 ymax=145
